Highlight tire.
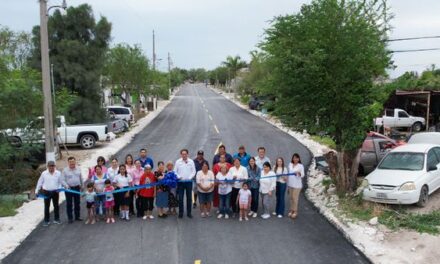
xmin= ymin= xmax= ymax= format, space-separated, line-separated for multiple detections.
xmin=417 ymin=185 xmax=429 ymax=207
xmin=358 ymin=165 xmax=365 ymax=176
xmin=412 ymin=122 xmax=423 ymax=132
xmin=122 ymin=121 xmax=129 ymax=132
xmin=79 ymin=134 xmax=96 ymax=149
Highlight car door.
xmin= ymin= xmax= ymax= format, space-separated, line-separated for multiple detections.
xmin=425 ymin=148 xmax=440 ymax=193
xmin=432 ymin=147 xmax=440 ymax=191
xmin=397 ymin=111 xmax=412 ymax=127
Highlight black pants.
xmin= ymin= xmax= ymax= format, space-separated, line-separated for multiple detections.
xmin=65 ymin=186 xmax=81 ymax=220
xmin=177 ymin=181 xmax=192 ymax=216
xmin=44 ymin=191 xmax=59 ymax=222
xmin=136 ymin=195 xmax=143 ymax=217
xmin=231 ymin=187 xmax=240 ymax=213
xmin=129 ymin=190 xmax=135 ymax=215
xmin=140 ymin=197 xmax=154 ymax=211
xmin=114 ymin=188 xmax=120 ymax=215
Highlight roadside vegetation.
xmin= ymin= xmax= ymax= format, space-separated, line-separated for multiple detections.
xmin=0 ymin=196 xmax=27 ymax=217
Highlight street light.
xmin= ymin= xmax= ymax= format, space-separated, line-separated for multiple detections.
xmin=39 ymin=0 xmax=67 ymax=163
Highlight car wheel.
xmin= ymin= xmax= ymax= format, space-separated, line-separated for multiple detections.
xmin=412 ymin=122 xmax=423 ymax=132
xmin=123 ymin=121 xmax=129 ymax=132
xmin=80 ymin=134 xmax=96 ymax=149
xmin=417 ymin=185 xmax=429 ymax=207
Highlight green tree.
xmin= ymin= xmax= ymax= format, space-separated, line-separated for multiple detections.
xmin=238 ymin=50 xmax=271 ymax=96
xmin=208 ymin=66 xmax=229 ymax=85
xmin=261 ymin=0 xmax=392 ymax=192
xmin=104 ymin=43 xmax=151 ymax=108
xmin=221 ymin=55 xmax=247 ymax=80
xmin=29 ymin=4 xmax=112 ymax=124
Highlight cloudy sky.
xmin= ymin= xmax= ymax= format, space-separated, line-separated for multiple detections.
xmin=1 ymin=0 xmax=440 ymax=77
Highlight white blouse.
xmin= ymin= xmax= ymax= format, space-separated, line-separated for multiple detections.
xmin=288 ymin=163 xmax=305 ymax=189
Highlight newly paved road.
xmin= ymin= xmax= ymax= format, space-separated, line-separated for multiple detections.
xmin=4 ymin=84 xmax=369 ymax=264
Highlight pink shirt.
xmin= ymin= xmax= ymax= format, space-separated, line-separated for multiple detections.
xmin=131 ymin=167 xmax=144 ymax=185
xmin=88 ymin=166 xmax=107 ymax=179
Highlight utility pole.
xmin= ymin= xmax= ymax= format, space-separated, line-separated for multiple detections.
xmin=152 ymin=30 xmax=156 ymax=71
xmin=40 ymin=0 xmax=55 ymax=162
xmin=168 ymin=52 xmax=172 ymax=92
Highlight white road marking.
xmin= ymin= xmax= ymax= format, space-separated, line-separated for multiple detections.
xmin=214 ymin=125 xmax=220 ymax=134
xmin=209 ymin=115 xmax=213 ymax=121
xmin=214 ymin=141 xmax=223 ymax=154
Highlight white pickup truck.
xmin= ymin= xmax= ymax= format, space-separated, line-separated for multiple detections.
xmin=374 ymin=108 xmax=425 ymax=132
xmin=4 ymin=116 xmax=109 ymax=149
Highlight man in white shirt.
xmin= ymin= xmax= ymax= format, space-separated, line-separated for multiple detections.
xmin=175 ymin=149 xmax=196 ymax=218
xmin=255 ymin=147 xmax=271 ymax=170
xmin=35 ymin=161 xmax=65 ymax=226
xmin=62 ymin=156 xmax=83 ymax=223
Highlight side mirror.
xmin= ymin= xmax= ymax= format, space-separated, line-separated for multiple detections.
xmin=428 ymin=165 xmax=438 ymax=172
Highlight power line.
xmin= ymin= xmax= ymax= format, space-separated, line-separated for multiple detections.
xmin=392 ymin=48 xmax=440 ymax=53
xmin=388 ymin=35 xmax=440 ymax=42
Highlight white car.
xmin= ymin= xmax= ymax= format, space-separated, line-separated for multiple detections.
xmin=374 ymin=108 xmax=425 ymax=132
xmin=106 ymin=106 xmax=134 ymax=125
xmin=363 ymin=143 xmax=440 ymax=207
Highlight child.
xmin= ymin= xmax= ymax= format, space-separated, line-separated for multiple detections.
xmin=216 ymin=165 xmax=233 ymax=219
xmin=103 ymin=179 xmax=115 ymax=224
xmin=138 ymin=165 xmax=156 ymax=220
xmin=84 ymin=182 xmax=96 ymax=225
xmin=237 ymin=182 xmax=252 ymax=221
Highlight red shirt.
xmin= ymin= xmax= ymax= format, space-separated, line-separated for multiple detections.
xmin=213 ymin=162 xmax=232 ymax=176
xmin=138 ymin=172 xmax=156 ymax=198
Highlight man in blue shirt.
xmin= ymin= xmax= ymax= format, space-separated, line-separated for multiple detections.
xmin=137 ymin=148 xmax=154 ymax=169
xmin=233 ymin=145 xmax=251 ymax=167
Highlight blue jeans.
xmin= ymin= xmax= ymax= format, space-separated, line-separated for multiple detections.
xmin=177 ymin=181 xmax=193 ymax=216
xmin=219 ymin=193 xmax=231 ymax=216
xmin=95 ymin=195 xmax=106 ymax=216
xmin=275 ymin=182 xmax=287 ymax=216
xmin=250 ymin=188 xmax=259 ymax=213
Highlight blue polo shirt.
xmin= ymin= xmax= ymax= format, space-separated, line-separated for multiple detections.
xmin=233 ymin=152 xmax=252 ymax=167
xmin=137 ymin=156 xmax=154 ymax=169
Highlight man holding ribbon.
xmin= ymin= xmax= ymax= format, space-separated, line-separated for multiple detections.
xmin=62 ymin=156 xmax=83 ymax=223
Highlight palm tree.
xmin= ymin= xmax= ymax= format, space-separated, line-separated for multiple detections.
xmin=221 ymin=55 xmax=247 ymax=79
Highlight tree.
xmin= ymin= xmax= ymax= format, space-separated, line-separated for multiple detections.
xmin=29 ymin=4 xmax=112 ymax=124
xmin=208 ymin=66 xmax=229 ymax=85
xmin=238 ymin=50 xmax=271 ymax=96
xmin=104 ymin=43 xmax=151 ymax=107
xmin=261 ymin=0 xmax=392 ymax=192
xmin=187 ymin=68 xmax=208 ymax=82
xmin=221 ymin=55 xmax=247 ymax=80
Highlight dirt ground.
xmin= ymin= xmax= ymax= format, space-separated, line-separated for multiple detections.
xmin=408 ymin=188 xmax=440 ymax=214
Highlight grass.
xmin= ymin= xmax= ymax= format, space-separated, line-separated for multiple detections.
xmin=310 ymin=135 xmax=337 ymax=149
xmin=240 ymin=95 xmax=250 ymax=105
xmin=0 ymin=195 xmax=27 ymax=217
xmin=338 ymin=195 xmax=440 ymax=234
xmin=322 ymin=178 xmax=333 ymax=190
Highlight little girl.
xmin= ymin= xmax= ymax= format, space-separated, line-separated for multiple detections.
xmin=237 ymin=182 xmax=252 ymax=221
xmin=104 ymin=179 xmax=115 ymax=224
xmin=84 ymin=182 xmax=96 ymax=225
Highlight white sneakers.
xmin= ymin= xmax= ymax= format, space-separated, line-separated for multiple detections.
xmin=143 ymin=215 xmax=154 ymax=220
xmin=261 ymin=214 xmax=270 ymax=219
xmin=217 ymin=214 xmax=223 ymax=219
xmin=225 ymin=214 xmax=229 ymax=219
xmin=248 ymin=211 xmax=253 ymax=216
xmin=252 ymin=212 xmax=258 ymax=218
xmin=277 ymin=215 xmax=283 ymax=218
xmin=272 ymin=212 xmax=277 ymax=216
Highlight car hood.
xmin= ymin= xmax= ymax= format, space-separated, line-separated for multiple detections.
xmin=366 ymin=169 xmax=425 ymax=186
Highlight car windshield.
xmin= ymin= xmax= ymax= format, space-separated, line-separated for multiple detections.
xmin=378 ymin=152 xmax=424 ymax=171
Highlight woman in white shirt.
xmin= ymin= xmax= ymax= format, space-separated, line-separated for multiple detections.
xmin=196 ymin=161 xmax=215 ymax=217
xmin=274 ymin=157 xmax=288 ymax=218
xmin=228 ymin=158 xmax=248 ymax=216
xmin=287 ymin=153 xmax=305 ymax=219
xmin=107 ymin=158 xmax=120 ymax=215
xmin=260 ymin=161 xmax=276 ymax=219
xmin=113 ymin=164 xmax=133 ymax=221
xmin=216 ymin=165 xmax=233 ymax=219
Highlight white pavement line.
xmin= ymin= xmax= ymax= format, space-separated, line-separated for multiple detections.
xmin=214 ymin=125 xmax=220 ymax=134
xmin=209 ymin=115 xmax=213 ymax=121
xmin=205 ymin=109 xmax=209 ymax=113
xmin=214 ymin=141 xmax=223 ymax=155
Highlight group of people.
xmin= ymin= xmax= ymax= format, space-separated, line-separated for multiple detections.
xmin=35 ymin=145 xmax=305 ymax=226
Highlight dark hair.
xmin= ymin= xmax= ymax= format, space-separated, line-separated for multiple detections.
xmin=238 ymin=145 xmax=245 ymax=150
xmin=118 ymin=164 xmax=127 ymax=176
xmin=242 ymin=182 xmax=249 ymax=188
xmin=274 ymin=157 xmax=285 ymax=173
xmin=94 ymin=165 xmax=102 ymax=170
xmin=125 ymin=154 xmax=134 ymax=165
xmin=111 ymin=157 xmax=118 ymax=162
xmin=104 ymin=179 xmax=111 ymax=184
xmin=97 ymin=156 xmax=105 ymax=163
xmin=180 ymin=149 xmax=188 ymax=154
xmin=291 ymin=153 xmax=302 ymax=164
xmin=157 ymin=161 xmax=164 ymax=166
xmin=233 ymin=158 xmax=241 ymax=164
xmin=86 ymin=182 xmax=94 ymax=188
xmin=248 ymin=157 xmax=257 ymax=171
xmin=219 ymin=144 xmax=226 ymax=150
xmin=140 ymin=148 xmax=147 ymax=152
xmin=257 ymin=147 xmax=266 ymax=152
xmin=263 ymin=161 xmax=271 ymax=170
xmin=201 ymin=161 xmax=210 ymax=169
xmin=67 ymin=156 xmax=76 ymax=161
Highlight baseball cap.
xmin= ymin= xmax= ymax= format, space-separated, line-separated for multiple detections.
xmin=47 ymin=161 xmax=56 ymax=166
xmin=144 ymin=164 xmax=152 ymax=169
xmin=197 ymin=150 xmax=204 ymax=155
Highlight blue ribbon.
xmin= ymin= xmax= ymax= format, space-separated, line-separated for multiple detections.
xmin=36 ymin=172 xmax=298 ymax=198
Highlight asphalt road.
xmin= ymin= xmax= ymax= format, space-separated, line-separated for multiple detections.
xmin=4 ymin=84 xmax=369 ymax=264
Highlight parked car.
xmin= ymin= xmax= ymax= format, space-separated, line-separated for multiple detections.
xmin=408 ymin=132 xmax=440 ymax=146
xmin=248 ymin=96 xmax=275 ymax=111
xmin=359 ymin=132 xmax=399 ymax=175
xmin=362 ymin=143 xmax=440 ymax=207
xmin=106 ymin=105 xmax=134 ymax=125
xmin=374 ymin=108 xmax=425 ymax=132
xmin=4 ymin=116 xmax=109 ymax=149
xmin=107 ymin=113 xmax=128 ymax=134
xmin=315 ymin=156 xmax=329 ymax=174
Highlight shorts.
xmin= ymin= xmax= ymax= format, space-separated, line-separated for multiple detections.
xmin=86 ymin=202 xmax=95 ymax=209
xmin=198 ymin=191 xmax=213 ymax=204
xmin=105 ymin=200 xmax=115 ymax=209
xmin=117 ymin=189 xmax=131 ymax=206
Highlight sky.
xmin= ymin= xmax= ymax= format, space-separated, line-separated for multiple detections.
xmin=1 ymin=0 xmax=439 ymax=77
